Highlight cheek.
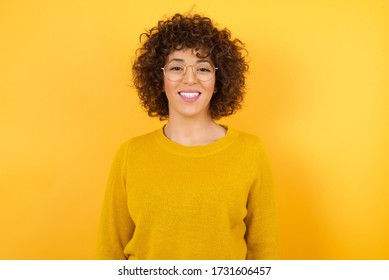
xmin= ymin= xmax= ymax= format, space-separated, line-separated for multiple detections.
xmin=205 ymin=80 xmax=216 ymax=94
xmin=163 ymin=79 xmax=175 ymax=95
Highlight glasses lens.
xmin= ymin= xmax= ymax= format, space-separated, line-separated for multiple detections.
xmin=164 ymin=62 xmax=186 ymax=81
xmin=195 ymin=62 xmax=214 ymax=81
xmin=163 ymin=61 xmax=215 ymax=81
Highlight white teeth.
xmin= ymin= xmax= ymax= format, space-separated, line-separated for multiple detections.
xmin=179 ymin=92 xmax=200 ymax=98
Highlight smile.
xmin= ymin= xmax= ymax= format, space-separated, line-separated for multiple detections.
xmin=178 ymin=91 xmax=201 ymax=103
xmin=179 ymin=92 xmax=200 ymax=98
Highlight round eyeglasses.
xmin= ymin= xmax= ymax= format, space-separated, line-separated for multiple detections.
xmin=161 ymin=60 xmax=218 ymax=82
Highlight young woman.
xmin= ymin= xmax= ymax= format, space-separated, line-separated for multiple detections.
xmin=97 ymin=13 xmax=280 ymax=260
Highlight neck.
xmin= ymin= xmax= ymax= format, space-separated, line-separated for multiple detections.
xmin=163 ymin=115 xmax=226 ymax=146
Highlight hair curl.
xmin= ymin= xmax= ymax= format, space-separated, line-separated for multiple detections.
xmin=132 ymin=13 xmax=248 ymax=120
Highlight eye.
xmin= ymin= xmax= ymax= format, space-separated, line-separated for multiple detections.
xmin=169 ymin=66 xmax=184 ymax=71
xmin=166 ymin=63 xmax=185 ymax=72
xmin=196 ymin=63 xmax=213 ymax=73
xmin=197 ymin=67 xmax=211 ymax=72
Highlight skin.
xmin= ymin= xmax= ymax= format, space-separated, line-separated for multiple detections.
xmin=163 ymin=48 xmax=226 ymax=146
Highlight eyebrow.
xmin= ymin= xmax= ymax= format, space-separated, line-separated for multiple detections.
xmin=169 ymin=58 xmax=211 ymax=63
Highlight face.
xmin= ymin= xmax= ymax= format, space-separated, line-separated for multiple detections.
xmin=163 ymin=48 xmax=216 ymax=121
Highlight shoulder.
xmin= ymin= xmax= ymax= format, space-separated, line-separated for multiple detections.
xmin=128 ymin=129 xmax=158 ymax=146
xmin=228 ymin=127 xmax=270 ymax=165
xmin=229 ymin=128 xmax=273 ymax=180
xmin=229 ymin=127 xmax=264 ymax=149
xmin=110 ymin=129 xmax=161 ymax=167
xmin=111 ymin=129 xmax=157 ymax=156
xmin=119 ymin=129 xmax=159 ymax=149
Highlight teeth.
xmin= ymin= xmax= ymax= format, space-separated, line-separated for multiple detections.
xmin=179 ymin=92 xmax=200 ymax=98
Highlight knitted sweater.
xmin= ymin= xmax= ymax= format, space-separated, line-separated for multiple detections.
xmin=97 ymin=127 xmax=280 ymax=260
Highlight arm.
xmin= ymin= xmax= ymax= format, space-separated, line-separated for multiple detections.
xmin=245 ymin=140 xmax=280 ymax=260
xmin=96 ymin=141 xmax=135 ymax=259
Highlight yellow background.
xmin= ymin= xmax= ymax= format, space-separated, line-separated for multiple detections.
xmin=1 ymin=0 xmax=388 ymax=259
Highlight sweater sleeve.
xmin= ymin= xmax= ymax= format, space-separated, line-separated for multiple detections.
xmin=244 ymin=140 xmax=280 ymax=260
xmin=96 ymin=141 xmax=135 ymax=260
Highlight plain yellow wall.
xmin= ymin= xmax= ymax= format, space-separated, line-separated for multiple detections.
xmin=1 ymin=0 xmax=388 ymax=259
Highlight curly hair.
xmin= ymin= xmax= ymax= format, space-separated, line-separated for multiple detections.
xmin=132 ymin=13 xmax=249 ymax=120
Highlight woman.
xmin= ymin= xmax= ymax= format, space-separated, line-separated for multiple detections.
xmin=97 ymin=13 xmax=280 ymax=260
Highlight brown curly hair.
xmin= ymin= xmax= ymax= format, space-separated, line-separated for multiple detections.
xmin=132 ymin=13 xmax=248 ymax=120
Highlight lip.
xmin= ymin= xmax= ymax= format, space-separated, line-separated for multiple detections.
xmin=178 ymin=90 xmax=201 ymax=103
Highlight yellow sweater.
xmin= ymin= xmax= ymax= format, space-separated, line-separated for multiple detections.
xmin=97 ymin=127 xmax=280 ymax=260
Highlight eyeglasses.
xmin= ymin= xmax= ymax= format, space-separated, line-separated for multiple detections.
xmin=161 ymin=60 xmax=218 ymax=82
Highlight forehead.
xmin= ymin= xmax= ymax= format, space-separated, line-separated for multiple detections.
xmin=167 ymin=48 xmax=211 ymax=62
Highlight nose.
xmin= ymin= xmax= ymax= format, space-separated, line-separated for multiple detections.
xmin=182 ymin=65 xmax=197 ymax=84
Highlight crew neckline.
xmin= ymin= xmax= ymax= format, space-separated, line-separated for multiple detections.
xmin=153 ymin=125 xmax=240 ymax=157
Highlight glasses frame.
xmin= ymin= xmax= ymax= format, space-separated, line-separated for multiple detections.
xmin=161 ymin=61 xmax=218 ymax=82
